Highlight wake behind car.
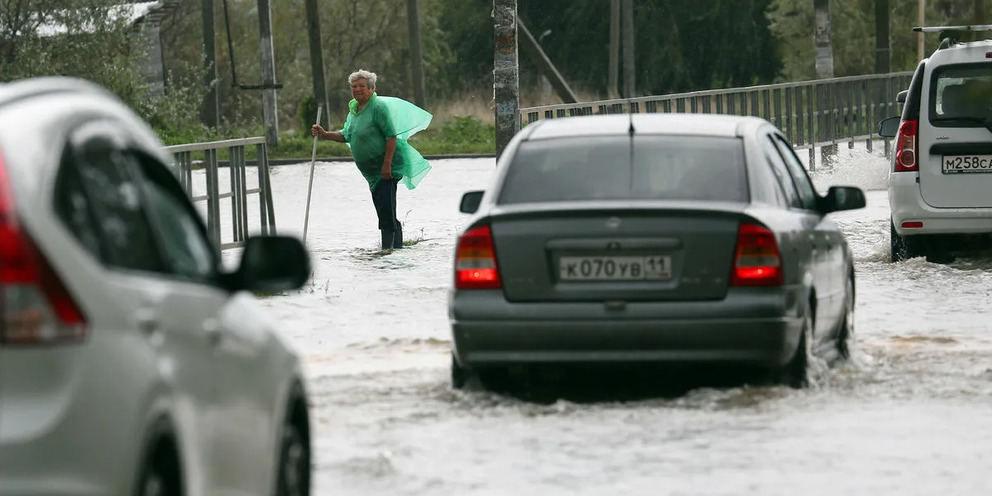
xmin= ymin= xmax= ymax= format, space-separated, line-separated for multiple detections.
xmin=0 ymin=78 xmax=312 ymax=496
xmin=878 ymin=25 xmax=992 ymax=262
xmin=449 ymin=113 xmax=865 ymax=391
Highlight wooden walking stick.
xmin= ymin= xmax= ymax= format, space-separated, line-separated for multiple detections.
xmin=302 ymin=105 xmax=323 ymax=244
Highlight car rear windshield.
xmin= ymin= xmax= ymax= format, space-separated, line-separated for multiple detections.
xmin=930 ymin=64 xmax=992 ymax=125
xmin=497 ymin=135 xmax=747 ymax=204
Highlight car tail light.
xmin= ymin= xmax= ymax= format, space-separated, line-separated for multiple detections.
xmin=894 ymin=119 xmax=919 ymax=172
xmin=0 ymin=152 xmax=86 ymax=345
xmin=730 ymin=223 xmax=783 ymax=286
xmin=454 ymin=225 xmax=502 ymax=290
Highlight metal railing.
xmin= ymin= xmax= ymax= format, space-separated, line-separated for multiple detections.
xmin=521 ymin=71 xmax=914 ymax=169
xmin=165 ymin=137 xmax=277 ymax=251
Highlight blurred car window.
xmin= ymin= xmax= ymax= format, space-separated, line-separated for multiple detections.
xmin=498 ymin=135 xmax=746 ymax=204
xmin=64 ymin=126 xmax=164 ymax=273
xmin=771 ymin=135 xmax=818 ymax=209
xmin=761 ymin=136 xmax=804 ymax=210
xmin=54 ymin=151 xmax=106 ymax=260
xmin=130 ymin=151 xmax=218 ymax=282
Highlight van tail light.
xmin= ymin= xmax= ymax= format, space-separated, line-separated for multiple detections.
xmin=0 ymin=152 xmax=87 ymax=345
xmin=730 ymin=223 xmax=784 ymax=287
xmin=454 ymin=225 xmax=502 ymax=290
xmin=894 ymin=119 xmax=919 ymax=172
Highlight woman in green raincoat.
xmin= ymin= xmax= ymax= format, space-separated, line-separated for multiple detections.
xmin=311 ymin=69 xmax=432 ymax=250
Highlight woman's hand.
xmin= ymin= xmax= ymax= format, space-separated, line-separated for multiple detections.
xmin=311 ymin=124 xmax=325 ymax=138
xmin=381 ymin=163 xmax=393 ymax=179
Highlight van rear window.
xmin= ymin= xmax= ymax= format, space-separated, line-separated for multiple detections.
xmin=930 ymin=64 xmax=992 ymax=124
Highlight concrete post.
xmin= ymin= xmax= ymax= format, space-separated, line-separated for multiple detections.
xmin=621 ymin=0 xmax=635 ymax=98
xmin=407 ymin=0 xmax=427 ymax=108
xmin=257 ymin=0 xmax=279 ymax=147
xmin=874 ymin=0 xmax=890 ymax=73
xmin=305 ymin=0 xmax=329 ymax=128
xmin=608 ymin=0 xmax=620 ymax=100
xmin=494 ymin=0 xmax=519 ymax=159
xmin=814 ymin=0 xmax=835 ymax=78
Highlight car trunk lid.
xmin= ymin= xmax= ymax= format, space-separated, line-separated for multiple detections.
xmin=490 ymin=203 xmax=746 ymax=302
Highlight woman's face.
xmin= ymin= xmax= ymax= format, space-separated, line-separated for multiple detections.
xmin=351 ymin=78 xmax=373 ymax=104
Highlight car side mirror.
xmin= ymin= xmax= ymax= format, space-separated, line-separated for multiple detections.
xmin=823 ymin=186 xmax=866 ymax=213
xmin=897 ymin=89 xmax=908 ymax=104
xmin=230 ymin=235 xmax=311 ymax=293
xmin=459 ymin=190 xmax=484 ymax=214
xmin=877 ymin=116 xmax=900 ymax=138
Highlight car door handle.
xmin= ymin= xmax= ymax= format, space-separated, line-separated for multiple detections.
xmin=136 ymin=308 xmax=159 ymax=334
xmin=203 ymin=318 xmax=222 ymax=346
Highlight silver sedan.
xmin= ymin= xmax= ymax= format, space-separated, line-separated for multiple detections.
xmin=449 ymin=113 xmax=866 ymax=390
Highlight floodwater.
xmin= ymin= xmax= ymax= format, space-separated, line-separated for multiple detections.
xmin=201 ymin=146 xmax=992 ymax=496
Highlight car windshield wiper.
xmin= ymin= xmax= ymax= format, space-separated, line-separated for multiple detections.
xmin=931 ymin=116 xmax=992 ymax=133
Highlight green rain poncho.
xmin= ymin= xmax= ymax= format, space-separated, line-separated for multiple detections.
xmin=339 ymin=93 xmax=432 ymax=191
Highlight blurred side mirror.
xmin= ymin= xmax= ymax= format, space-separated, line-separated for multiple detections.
xmin=229 ymin=235 xmax=310 ymax=293
xmin=897 ymin=89 xmax=908 ymax=104
xmin=877 ymin=116 xmax=900 ymax=138
xmin=823 ymin=186 xmax=866 ymax=213
xmin=459 ymin=190 xmax=484 ymax=214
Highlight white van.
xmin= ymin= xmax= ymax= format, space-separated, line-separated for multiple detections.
xmin=878 ymin=25 xmax=992 ymax=262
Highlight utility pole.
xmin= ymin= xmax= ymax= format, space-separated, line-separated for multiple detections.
xmin=621 ymin=0 xmax=635 ymax=98
xmin=814 ymin=0 xmax=835 ymax=78
xmin=305 ymin=0 xmax=328 ymax=128
xmin=874 ymin=0 xmax=890 ymax=73
xmin=917 ymin=0 xmax=926 ymax=60
xmin=407 ymin=0 xmax=427 ymax=108
xmin=608 ymin=0 xmax=620 ymax=100
xmin=493 ymin=0 xmax=519 ymax=159
xmin=257 ymin=0 xmax=279 ymax=147
xmin=200 ymin=0 xmax=218 ymax=128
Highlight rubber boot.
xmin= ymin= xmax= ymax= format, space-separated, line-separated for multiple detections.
xmin=380 ymin=229 xmax=395 ymax=251
xmin=393 ymin=222 xmax=404 ymax=249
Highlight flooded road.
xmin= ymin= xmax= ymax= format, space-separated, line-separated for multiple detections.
xmin=208 ymin=148 xmax=992 ymax=495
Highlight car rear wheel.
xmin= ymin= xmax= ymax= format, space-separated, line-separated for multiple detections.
xmin=276 ymin=418 xmax=310 ymax=496
xmin=836 ymin=274 xmax=855 ymax=361
xmin=890 ymin=220 xmax=925 ymax=262
xmin=136 ymin=441 xmax=182 ymax=496
xmin=451 ymin=353 xmax=469 ymax=389
xmin=780 ymin=306 xmax=812 ymax=388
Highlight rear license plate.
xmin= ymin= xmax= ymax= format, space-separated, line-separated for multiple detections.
xmin=559 ymin=255 xmax=672 ymax=281
xmin=942 ymin=154 xmax=992 ymax=173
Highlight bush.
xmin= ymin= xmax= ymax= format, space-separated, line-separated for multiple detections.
xmin=298 ymin=95 xmax=319 ymax=135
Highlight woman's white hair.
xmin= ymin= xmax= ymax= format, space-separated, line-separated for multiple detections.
xmin=348 ymin=69 xmax=377 ymax=88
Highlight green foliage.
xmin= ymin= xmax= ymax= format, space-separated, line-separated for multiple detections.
xmin=298 ymin=94 xmax=318 ymax=135
xmin=767 ymin=0 xmax=988 ymax=80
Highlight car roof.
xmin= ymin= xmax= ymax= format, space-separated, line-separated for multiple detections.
xmin=524 ymin=113 xmax=767 ymax=140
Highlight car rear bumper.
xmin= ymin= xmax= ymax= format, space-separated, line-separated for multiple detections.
xmin=890 ymin=172 xmax=992 ymax=236
xmin=450 ymin=287 xmax=805 ymax=368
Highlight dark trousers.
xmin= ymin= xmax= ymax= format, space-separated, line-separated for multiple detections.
xmin=371 ymin=178 xmax=403 ymax=249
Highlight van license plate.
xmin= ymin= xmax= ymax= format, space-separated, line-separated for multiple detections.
xmin=559 ymin=255 xmax=672 ymax=281
xmin=942 ymin=155 xmax=992 ymax=173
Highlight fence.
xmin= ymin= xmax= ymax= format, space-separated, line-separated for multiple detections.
xmin=521 ymin=71 xmax=914 ymax=169
xmin=165 ymin=137 xmax=277 ymax=251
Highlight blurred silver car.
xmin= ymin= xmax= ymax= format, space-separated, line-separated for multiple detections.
xmin=450 ymin=113 xmax=866 ymax=390
xmin=0 ymin=78 xmax=312 ymax=496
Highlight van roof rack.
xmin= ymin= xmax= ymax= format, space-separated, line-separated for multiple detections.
xmin=914 ymin=25 xmax=992 ymax=49
xmin=913 ymin=25 xmax=992 ymax=33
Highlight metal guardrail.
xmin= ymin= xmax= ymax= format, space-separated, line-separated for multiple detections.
xmin=165 ymin=137 xmax=277 ymax=251
xmin=521 ymin=71 xmax=914 ymax=169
